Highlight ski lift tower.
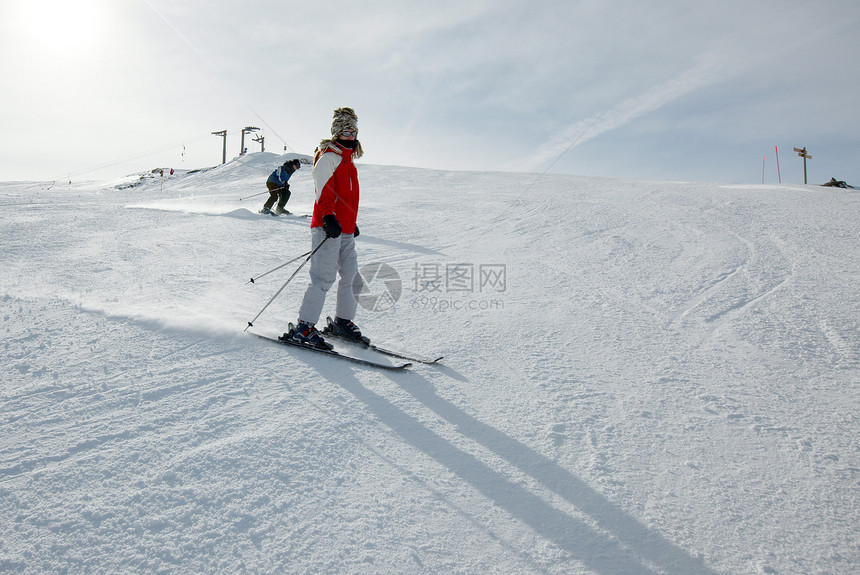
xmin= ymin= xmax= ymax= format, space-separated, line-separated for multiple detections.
xmin=241 ymin=127 xmax=260 ymax=156
xmin=253 ymin=133 xmax=265 ymax=153
xmin=211 ymin=130 xmax=227 ymax=164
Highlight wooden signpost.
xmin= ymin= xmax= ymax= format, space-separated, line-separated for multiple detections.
xmin=794 ymin=147 xmax=812 ymax=184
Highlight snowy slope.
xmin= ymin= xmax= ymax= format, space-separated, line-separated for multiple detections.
xmin=1 ymin=155 xmax=858 ymax=574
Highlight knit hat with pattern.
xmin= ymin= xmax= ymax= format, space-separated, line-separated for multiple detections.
xmin=318 ymin=107 xmax=363 ymax=159
xmin=330 ymin=107 xmax=358 ymax=138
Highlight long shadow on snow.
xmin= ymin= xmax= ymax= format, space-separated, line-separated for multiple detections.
xmin=298 ymin=354 xmax=717 ymax=575
xmin=386 ymin=371 xmax=718 ymax=575
xmin=355 ymin=234 xmax=445 ymax=257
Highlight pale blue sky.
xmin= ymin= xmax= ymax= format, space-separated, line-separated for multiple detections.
xmin=2 ymin=0 xmax=858 ymax=185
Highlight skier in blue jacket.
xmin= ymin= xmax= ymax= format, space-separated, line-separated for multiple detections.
xmin=260 ymin=159 xmax=301 ymax=215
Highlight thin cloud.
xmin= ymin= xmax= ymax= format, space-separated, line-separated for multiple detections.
xmin=526 ymin=46 xmax=744 ymax=172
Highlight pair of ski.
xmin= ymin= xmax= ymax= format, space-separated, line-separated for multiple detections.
xmin=260 ymin=210 xmax=311 ymax=218
xmin=251 ymin=317 xmax=443 ymax=371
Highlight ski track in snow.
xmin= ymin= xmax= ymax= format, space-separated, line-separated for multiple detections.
xmin=1 ymin=155 xmax=858 ymax=574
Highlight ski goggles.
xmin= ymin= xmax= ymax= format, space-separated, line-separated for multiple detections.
xmin=339 ymin=130 xmax=358 ymax=138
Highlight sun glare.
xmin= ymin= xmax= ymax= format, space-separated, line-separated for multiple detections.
xmin=16 ymin=0 xmax=108 ymax=55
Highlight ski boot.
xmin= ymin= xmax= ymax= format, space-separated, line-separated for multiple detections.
xmin=274 ymin=206 xmax=291 ymax=215
xmin=259 ymin=207 xmax=277 ymax=216
xmin=329 ymin=317 xmax=370 ymax=345
xmin=286 ymin=321 xmax=333 ymax=350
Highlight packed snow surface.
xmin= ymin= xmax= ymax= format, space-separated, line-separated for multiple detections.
xmin=2 ymin=153 xmax=858 ymax=574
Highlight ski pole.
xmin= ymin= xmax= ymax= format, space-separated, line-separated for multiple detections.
xmin=240 ymin=186 xmax=287 ymax=201
xmin=245 ymin=237 xmax=328 ymax=331
xmin=247 ymin=250 xmax=313 ymax=284
xmin=239 ymin=190 xmax=271 ymax=201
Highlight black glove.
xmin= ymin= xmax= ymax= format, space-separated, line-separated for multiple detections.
xmin=353 ymin=224 xmax=360 ymax=238
xmin=322 ymin=214 xmax=342 ymax=238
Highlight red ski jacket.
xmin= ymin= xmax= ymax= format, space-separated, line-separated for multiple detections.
xmin=311 ymin=142 xmax=359 ymax=235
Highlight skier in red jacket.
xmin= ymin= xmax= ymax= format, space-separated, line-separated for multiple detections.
xmin=292 ymin=107 xmax=365 ymax=349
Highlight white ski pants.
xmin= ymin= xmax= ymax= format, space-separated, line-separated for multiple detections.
xmin=298 ymin=227 xmax=358 ymax=326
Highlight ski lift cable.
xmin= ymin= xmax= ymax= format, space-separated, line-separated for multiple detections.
xmin=142 ymin=0 xmax=304 ymax=155
xmin=47 ymin=132 xmax=215 ymax=182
